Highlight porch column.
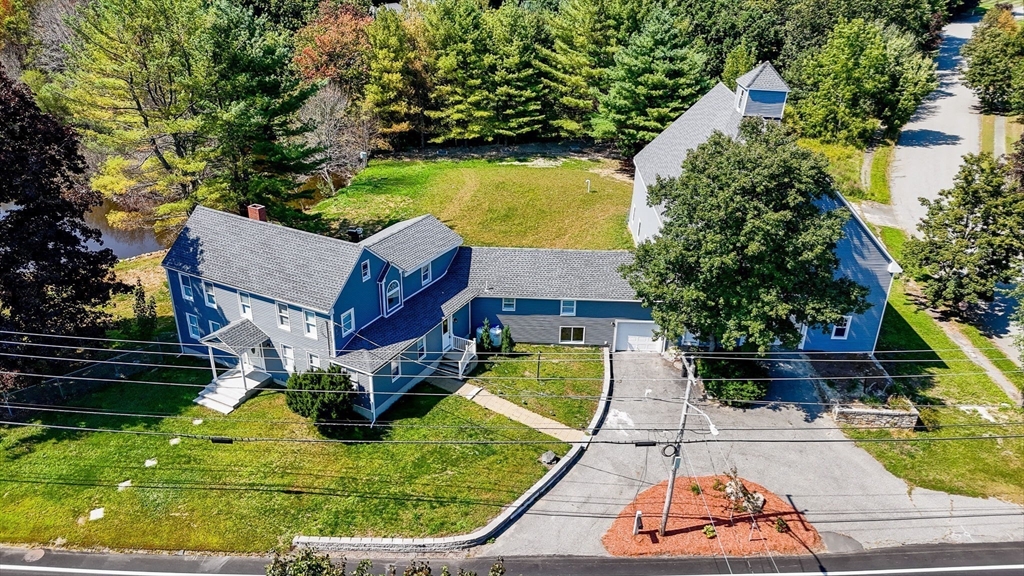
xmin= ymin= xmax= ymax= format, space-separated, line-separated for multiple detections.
xmin=239 ymin=354 xmax=247 ymax=390
xmin=207 ymin=346 xmax=217 ymax=381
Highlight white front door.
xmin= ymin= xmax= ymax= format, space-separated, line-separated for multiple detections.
xmin=442 ymin=316 xmax=452 ymax=351
xmin=241 ymin=346 xmax=264 ymax=372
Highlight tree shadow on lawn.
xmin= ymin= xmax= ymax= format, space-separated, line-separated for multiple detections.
xmin=874 ymin=302 xmax=946 ymax=405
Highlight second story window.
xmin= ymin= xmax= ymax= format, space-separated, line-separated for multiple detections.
xmin=361 ymin=260 xmax=371 ymax=282
xmin=421 ymin=263 xmax=431 ymax=285
xmin=186 ymin=313 xmax=200 ymax=339
xmin=203 ymin=282 xmax=216 ymax=308
xmin=238 ymin=292 xmax=252 ymax=319
xmin=303 ymin=310 xmax=317 ymax=339
xmin=340 ymin=309 xmax=355 ymax=336
xmin=832 ymin=316 xmax=852 ymax=340
xmin=276 ymin=302 xmax=290 ymax=330
xmin=179 ymin=275 xmax=194 ymax=302
xmin=209 ymin=320 xmax=221 ymax=333
xmin=386 ymin=280 xmax=401 ymax=312
xmin=502 ymin=298 xmax=516 ymax=312
xmin=560 ymin=299 xmax=576 ymax=316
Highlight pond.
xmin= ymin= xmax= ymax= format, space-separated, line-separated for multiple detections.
xmin=1 ymin=199 xmax=171 ymax=260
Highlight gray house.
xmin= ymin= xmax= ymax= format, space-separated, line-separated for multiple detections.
xmin=162 ymin=206 xmax=656 ymax=418
xmin=628 ymin=62 xmax=902 ymax=353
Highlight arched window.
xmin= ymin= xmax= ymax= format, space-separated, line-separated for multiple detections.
xmin=386 ymin=280 xmax=401 ymax=311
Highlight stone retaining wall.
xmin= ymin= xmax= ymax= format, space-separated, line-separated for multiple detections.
xmin=832 ymin=404 xmax=920 ymax=429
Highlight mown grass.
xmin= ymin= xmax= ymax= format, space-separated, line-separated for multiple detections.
xmin=468 ymin=345 xmax=604 ymax=430
xmin=955 ymin=321 xmax=1024 ymax=393
xmin=846 ymin=227 xmax=1024 ymax=503
xmin=981 ymin=115 xmax=996 ymax=155
xmin=1007 ymin=117 xmax=1024 ymax=152
xmin=797 ymin=138 xmax=865 ymax=200
xmin=0 ymin=366 xmax=565 ymax=551
xmin=102 ymin=251 xmax=176 ymax=339
xmin=867 ymin=143 xmax=894 ymax=204
xmin=312 ymin=158 xmax=633 ymax=250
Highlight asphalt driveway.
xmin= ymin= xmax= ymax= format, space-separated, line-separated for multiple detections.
xmin=482 ymin=354 xmax=1024 ymax=557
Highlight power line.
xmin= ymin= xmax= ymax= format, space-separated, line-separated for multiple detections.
xmin=2 ymin=420 xmax=1022 ymax=445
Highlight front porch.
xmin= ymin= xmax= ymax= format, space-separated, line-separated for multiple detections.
xmin=194 ymin=366 xmax=274 ymax=414
xmin=435 ymin=335 xmax=478 ymax=379
xmin=196 ymin=318 xmax=276 ymax=414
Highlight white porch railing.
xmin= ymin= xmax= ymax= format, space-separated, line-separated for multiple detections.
xmin=452 ymin=336 xmax=477 ymax=379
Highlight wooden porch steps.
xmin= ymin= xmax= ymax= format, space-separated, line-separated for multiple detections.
xmin=193 ymin=368 xmax=273 ymax=414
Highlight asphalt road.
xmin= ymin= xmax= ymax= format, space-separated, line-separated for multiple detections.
xmin=1 ymin=542 xmax=1022 ymax=576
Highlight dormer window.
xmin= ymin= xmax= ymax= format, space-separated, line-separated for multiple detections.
xmin=361 ymin=260 xmax=370 ymax=282
xmin=736 ymin=87 xmax=748 ymax=114
xmin=386 ymin=280 xmax=401 ymax=312
xmin=421 ymin=263 xmax=431 ymax=285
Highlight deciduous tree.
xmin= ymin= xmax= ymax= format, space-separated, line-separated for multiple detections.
xmin=721 ymin=42 xmax=755 ymax=89
xmin=0 ymin=69 xmax=125 ymax=344
xmin=961 ymin=4 xmax=1021 ymax=112
xmin=620 ymin=118 xmax=870 ymax=351
xmin=906 ymin=153 xmax=1024 ymax=314
xmin=293 ymin=0 xmax=372 ymax=95
xmin=591 ymin=6 xmax=709 ymax=155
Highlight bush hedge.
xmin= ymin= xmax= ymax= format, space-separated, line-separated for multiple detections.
xmin=697 ymin=356 xmax=769 ymax=406
xmin=284 ymin=365 xmax=355 ymax=423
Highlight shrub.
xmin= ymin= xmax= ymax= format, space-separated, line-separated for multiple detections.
xmin=500 ymin=325 xmax=515 ymax=354
xmin=697 ymin=356 xmax=769 ymax=406
xmin=480 ymin=317 xmax=494 ymax=351
xmin=266 ymin=549 xmax=344 ymax=576
xmin=690 ymin=483 xmax=702 ymax=495
xmin=774 ymin=517 xmax=790 ymax=533
xmin=285 ymin=365 xmax=355 ymax=423
xmin=131 ymin=279 xmax=157 ymax=338
xmin=702 ymin=524 xmax=717 ymax=538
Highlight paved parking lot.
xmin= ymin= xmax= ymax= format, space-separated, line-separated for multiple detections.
xmin=482 ymin=353 xmax=1024 ymax=557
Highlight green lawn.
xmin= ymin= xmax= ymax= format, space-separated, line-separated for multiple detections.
xmin=981 ymin=115 xmax=996 ymax=155
xmin=0 ymin=366 xmax=565 ymax=552
xmin=797 ymin=138 xmax=866 ymax=200
xmin=312 ymin=158 xmax=633 ymax=250
xmin=1008 ymin=117 xmax=1024 ymax=152
xmin=468 ymin=345 xmax=604 ymax=430
xmin=867 ymin=143 xmax=894 ymax=204
xmin=846 ymin=227 xmax=1024 ymax=503
xmin=103 ymin=251 xmax=176 ymax=340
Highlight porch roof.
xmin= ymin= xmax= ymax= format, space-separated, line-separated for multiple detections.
xmin=201 ymin=318 xmax=271 ymax=356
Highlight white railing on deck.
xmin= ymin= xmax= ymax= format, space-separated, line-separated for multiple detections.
xmin=456 ymin=338 xmax=477 ymax=379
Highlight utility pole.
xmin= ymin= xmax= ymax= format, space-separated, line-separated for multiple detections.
xmin=660 ymin=354 xmax=694 ymax=537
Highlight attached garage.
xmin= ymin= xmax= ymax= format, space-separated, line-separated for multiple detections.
xmin=614 ymin=321 xmax=664 ymax=352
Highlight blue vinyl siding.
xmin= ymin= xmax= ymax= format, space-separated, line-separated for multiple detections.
xmin=744 ymin=89 xmax=786 ymax=118
xmin=402 ymin=246 xmax=459 ymax=299
xmin=333 ymin=250 xmax=387 ymax=352
xmin=369 ymin=319 xmax=446 ymax=413
xmin=471 ymin=297 xmax=652 ymax=346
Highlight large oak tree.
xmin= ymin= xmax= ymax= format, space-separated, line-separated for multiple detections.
xmin=620 ymin=118 xmax=871 ymax=351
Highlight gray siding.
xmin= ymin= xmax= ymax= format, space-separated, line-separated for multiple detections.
xmin=628 ymin=171 xmax=662 ymax=244
xmin=497 ymin=314 xmax=615 ymax=346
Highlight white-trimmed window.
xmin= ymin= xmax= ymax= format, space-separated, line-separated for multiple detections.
xmin=186 ymin=313 xmax=200 ymax=339
xmin=281 ymin=344 xmax=295 ymax=372
xmin=340 ymin=309 xmax=355 ymax=336
xmin=308 ymin=353 xmax=321 ymax=370
xmin=179 ymin=275 xmax=194 ymax=302
xmin=630 ymin=206 xmax=636 ymax=222
xmin=361 ymin=260 xmax=371 ymax=282
xmin=386 ymin=280 xmax=401 ymax=311
xmin=238 ymin=292 xmax=252 ymax=319
xmin=559 ymin=326 xmax=585 ymax=344
xmin=560 ymin=300 xmax=576 ymax=316
xmin=276 ymin=302 xmax=290 ymax=329
xmin=303 ymin=310 xmax=317 ymax=339
xmin=832 ymin=316 xmax=852 ymax=340
xmin=391 ymin=358 xmax=401 ymax=381
xmin=203 ymin=282 xmax=216 ymax=308
xmin=420 ymin=263 xmax=431 ymax=285
xmin=502 ymin=298 xmax=516 ymax=312
xmin=209 ymin=320 xmax=221 ymax=333
xmin=416 ymin=337 xmax=426 ymax=360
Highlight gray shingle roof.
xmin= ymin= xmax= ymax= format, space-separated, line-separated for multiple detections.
xmin=334 ymin=246 xmax=637 ymax=372
xmin=633 ymin=82 xmax=743 ymax=189
xmin=735 ymin=62 xmax=789 ymax=92
xmin=360 ymin=215 xmax=463 ymax=271
xmin=201 ymin=318 xmax=270 ymax=355
xmin=162 ymin=207 xmax=363 ymax=312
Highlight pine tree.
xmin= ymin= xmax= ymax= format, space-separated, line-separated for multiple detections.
xmin=591 ymin=6 xmax=710 ymax=155
xmin=482 ymin=2 xmax=548 ymax=142
xmin=538 ymin=0 xmax=649 ymax=137
xmin=199 ymin=0 xmax=322 ymax=215
xmin=423 ymin=0 xmax=491 ymax=143
xmin=364 ymin=8 xmax=423 ymax=146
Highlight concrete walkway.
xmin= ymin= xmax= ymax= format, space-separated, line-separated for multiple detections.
xmin=430 ymin=378 xmax=587 ymax=443
xmin=889 ymin=16 xmax=981 ymax=235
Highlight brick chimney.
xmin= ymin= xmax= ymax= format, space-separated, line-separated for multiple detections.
xmin=247 ymin=204 xmax=268 ymax=222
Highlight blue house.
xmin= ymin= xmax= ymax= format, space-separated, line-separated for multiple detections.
xmin=628 ymin=62 xmax=902 ymax=353
xmin=162 ymin=206 xmax=655 ymax=418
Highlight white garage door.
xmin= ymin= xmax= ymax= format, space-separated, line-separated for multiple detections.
xmin=615 ymin=321 xmax=664 ymax=352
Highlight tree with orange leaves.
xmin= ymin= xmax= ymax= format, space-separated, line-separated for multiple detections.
xmin=293 ymin=0 xmax=372 ymax=96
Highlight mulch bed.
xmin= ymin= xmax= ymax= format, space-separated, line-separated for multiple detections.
xmin=602 ymin=475 xmax=823 ymax=557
